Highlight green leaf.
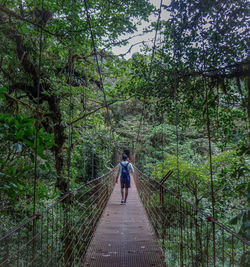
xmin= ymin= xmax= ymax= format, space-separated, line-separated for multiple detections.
xmin=0 ymin=87 xmax=7 ymax=99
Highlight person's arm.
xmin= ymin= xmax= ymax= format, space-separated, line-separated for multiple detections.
xmin=115 ymin=164 xmax=121 ymax=183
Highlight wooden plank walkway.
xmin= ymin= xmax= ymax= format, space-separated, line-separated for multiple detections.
xmin=83 ymin=176 xmax=166 ymax=267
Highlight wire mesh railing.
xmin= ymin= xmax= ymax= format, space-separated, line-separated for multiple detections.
xmin=134 ymin=167 xmax=250 ymax=267
xmin=0 ymin=169 xmax=116 ymax=267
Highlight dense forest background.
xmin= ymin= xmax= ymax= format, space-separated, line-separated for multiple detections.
xmin=0 ymin=0 xmax=249 ymax=247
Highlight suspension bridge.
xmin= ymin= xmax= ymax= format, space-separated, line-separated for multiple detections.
xmin=0 ymin=157 xmax=249 ymax=266
xmin=0 ymin=0 xmax=249 ymax=266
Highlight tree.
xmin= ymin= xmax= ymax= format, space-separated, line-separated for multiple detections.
xmin=0 ymin=0 xmax=154 ymax=193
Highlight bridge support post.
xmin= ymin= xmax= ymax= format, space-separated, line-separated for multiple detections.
xmin=159 ymin=170 xmax=173 ymax=206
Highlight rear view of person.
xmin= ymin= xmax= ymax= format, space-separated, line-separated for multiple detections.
xmin=115 ymin=154 xmax=134 ymax=205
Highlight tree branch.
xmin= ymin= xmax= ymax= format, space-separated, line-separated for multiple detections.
xmin=3 ymin=91 xmax=44 ymax=116
xmin=175 ymin=60 xmax=250 ymax=80
xmin=69 ymin=100 xmax=117 ymax=125
xmin=178 ymin=69 xmax=249 ymax=80
xmin=101 ymin=31 xmax=152 ymax=52
xmin=0 ymin=6 xmax=64 ymax=37
xmin=116 ymin=41 xmax=149 ymax=58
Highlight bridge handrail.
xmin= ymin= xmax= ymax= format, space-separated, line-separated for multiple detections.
xmin=0 ymin=168 xmax=116 ymax=266
xmin=134 ymin=165 xmax=250 ymax=247
xmin=0 ymin=168 xmax=115 ymax=242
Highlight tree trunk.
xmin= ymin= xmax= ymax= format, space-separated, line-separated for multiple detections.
xmin=47 ymin=96 xmax=68 ymax=193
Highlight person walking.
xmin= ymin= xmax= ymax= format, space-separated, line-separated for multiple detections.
xmin=115 ymin=154 xmax=134 ymax=205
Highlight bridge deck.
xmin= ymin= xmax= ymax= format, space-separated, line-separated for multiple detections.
xmin=83 ymin=176 xmax=166 ymax=267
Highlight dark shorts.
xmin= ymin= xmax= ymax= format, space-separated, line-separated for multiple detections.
xmin=121 ymin=179 xmax=130 ymax=189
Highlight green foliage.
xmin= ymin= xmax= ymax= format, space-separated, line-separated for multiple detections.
xmin=153 ymin=153 xmax=210 ymax=205
xmin=0 ymin=0 xmax=248 ymax=250
xmin=230 ymin=192 xmax=250 ymax=241
xmin=0 ymin=87 xmax=7 ymax=99
xmin=0 ymin=0 xmax=154 ymax=226
xmin=0 ymin=113 xmax=54 ymax=208
xmin=0 ymin=113 xmax=54 ymax=159
xmin=151 ymin=148 xmax=249 ymax=236
xmin=209 ymin=150 xmax=249 ymax=199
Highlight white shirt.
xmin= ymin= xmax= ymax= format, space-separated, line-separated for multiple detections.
xmin=116 ymin=161 xmax=134 ymax=177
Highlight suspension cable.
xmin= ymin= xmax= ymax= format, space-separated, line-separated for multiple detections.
xmin=171 ymin=6 xmax=183 ymax=266
xmin=33 ymin=0 xmax=44 ymax=218
xmin=159 ymin=15 xmax=165 ymax=160
xmin=134 ymin=0 xmax=164 ymax=163
xmin=67 ymin=0 xmax=75 ymax=183
xmin=151 ymin=0 xmax=163 ymax=68
xmin=32 ymin=0 xmax=44 ymax=264
xmin=83 ymin=0 xmax=114 ymax=140
xmin=201 ymin=14 xmax=216 ymax=267
xmin=172 ymin=29 xmax=180 ymax=194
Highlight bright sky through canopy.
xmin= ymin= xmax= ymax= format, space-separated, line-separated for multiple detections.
xmin=112 ymin=0 xmax=171 ymax=59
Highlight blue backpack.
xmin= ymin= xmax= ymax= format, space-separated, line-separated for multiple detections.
xmin=120 ymin=162 xmax=130 ymax=182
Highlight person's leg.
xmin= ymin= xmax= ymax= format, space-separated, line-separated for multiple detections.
xmin=121 ymin=183 xmax=124 ymax=203
xmin=124 ymin=178 xmax=130 ymax=203
xmin=124 ymin=188 xmax=128 ymax=202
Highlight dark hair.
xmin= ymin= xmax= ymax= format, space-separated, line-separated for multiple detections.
xmin=122 ymin=154 xmax=128 ymax=161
